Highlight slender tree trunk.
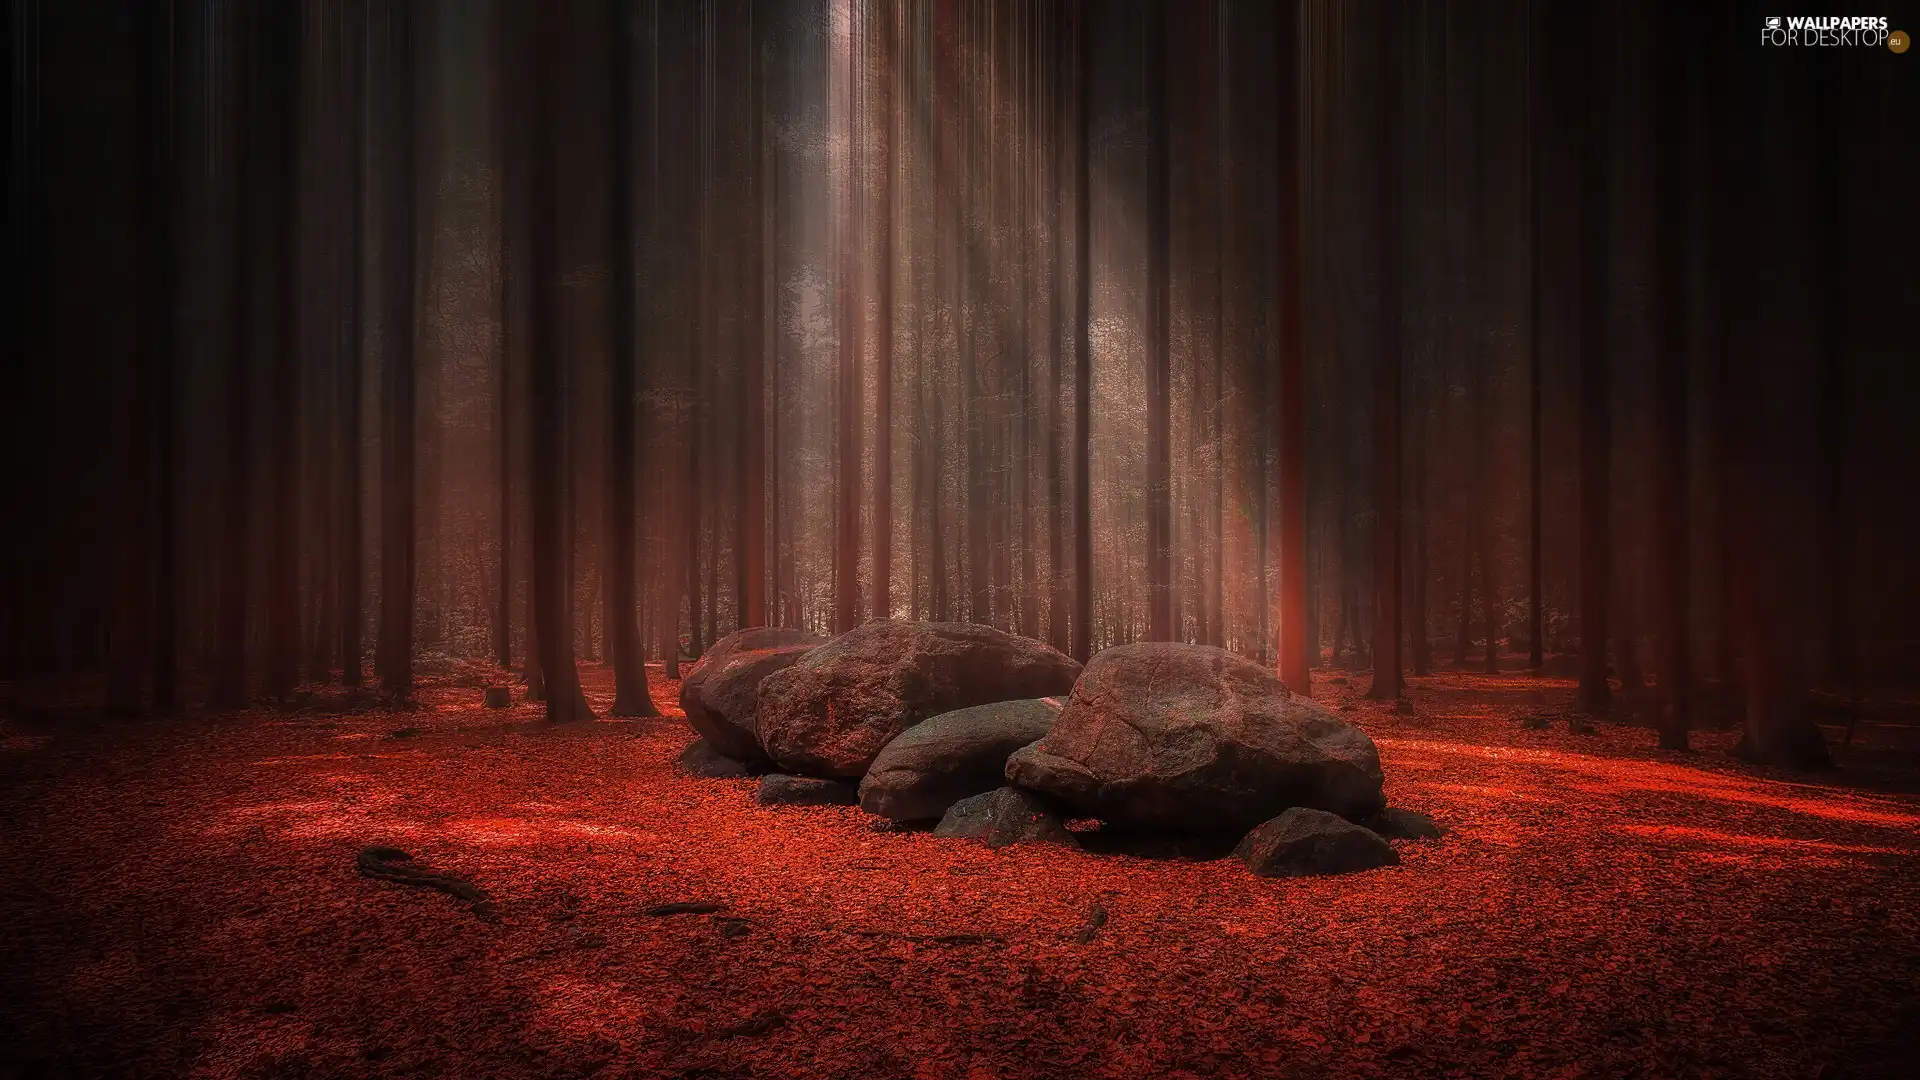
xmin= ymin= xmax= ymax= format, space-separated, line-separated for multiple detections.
xmin=1046 ymin=1 xmax=1067 ymax=653
xmin=834 ymin=0 xmax=862 ymax=634
xmin=685 ymin=5 xmax=708 ymax=658
xmin=1275 ymin=0 xmax=1309 ymax=695
xmin=1069 ymin=0 xmax=1092 ymax=662
xmin=1575 ymin=3 xmax=1611 ymax=713
xmin=336 ymin=0 xmax=367 ymax=689
xmin=1525 ymin=0 xmax=1544 ymax=672
xmin=871 ymin=0 xmax=893 ymax=622
xmin=1367 ymin=7 xmax=1402 ymax=701
xmin=606 ymin=0 xmax=655 ymax=716
xmin=210 ymin=0 xmax=255 ymax=711
xmin=1145 ymin=0 xmax=1172 ymax=644
xmin=150 ymin=0 xmax=179 ymax=709
xmin=530 ymin=0 xmax=587 ymax=722
xmin=491 ymin=0 xmax=519 ymax=672
xmin=113 ymin=0 xmax=177 ymax=716
xmin=741 ymin=2 xmax=769 ymax=629
xmin=376 ymin=0 xmax=417 ymax=701
xmin=264 ymin=0 xmax=301 ymax=704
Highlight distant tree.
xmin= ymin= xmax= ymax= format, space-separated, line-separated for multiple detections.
xmin=1145 ymin=0 xmax=1172 ymax=643
xmin=1275 ymin=0 xmax=1310 ymax=695
xmin=606 ymin=0 xmax=655 ymax=717
xmin=1070 ymin=0 xmax=1093 ymax=662
xmin=528 ymin=0 xmax=589 ymax=722
xmin=264 ymin=0 xmax=302 ymax=704
xmin=1366 ymin=5 xmax=1402 ymax=702
xmin=375 ymin=0 xmax=418 ymax=701
xmin=1575 ymin=3 xmax=1611 ymax=714
xmin=1652 ymin=6 xmax=1691 ymax=751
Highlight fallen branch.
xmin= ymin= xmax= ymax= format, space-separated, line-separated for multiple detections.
xmin=356 ymin=846 xmax=494 ymax=919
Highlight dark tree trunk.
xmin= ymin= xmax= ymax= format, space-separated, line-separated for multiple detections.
xmin=1524 ymin=0 xmax=1544 ymax=673
xmin=339 ymin=0 xmax=367 ymax=689
xmin=1575 ymin=3 xmax=1611 ymax=714
xmin=1275 ymin=0 xmax=1309 ymax=695
xmin=606 ymin=0 xmax=654 ymax=717
xmin=741 ymin=3 xmax=769 ymax=630
xmin=834 ymin=0 xmax=862 ymax=635
xmin=112 ymin=0 xmax=178 ymax=716
xmin=376 ymin=0 xmax=417 ymax=701
xmin=1712 ymin=18 xmax=1825 ymax=770
xmin=149 ymin=0 xmax=178 ymax=709
xmin=1366 ymin=7 xmax=1402 ymax=702
xmin=872 ymin=1 xmax=893 ymax=623
xmin=529 ymin=0 xmax=588 ymax=723
xmin=209 ymin=0 xmax=255 ymax=711
xmin=1145 ymin=0 xmax=1172 ymax=644
xmin=1046 ymin=1 xmax=1066 ymax=654
xmin=264 ymin=0 xmax=301 ymax=704
xmin=1069 ymin=0 xmax=1092 ymax=662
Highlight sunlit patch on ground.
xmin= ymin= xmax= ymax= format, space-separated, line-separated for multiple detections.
xmin=2 ymin=661 xmax=1917 ymax=1079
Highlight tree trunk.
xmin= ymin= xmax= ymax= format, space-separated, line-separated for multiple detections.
xmin=264 ymin=0 xmax=301 ymax=704
xmin=209 ymin=0 xmax=255 ymax=711
xmin=1524 ymin=0 xmax=1544 ymax=672
xmin=529 ymin=0 xmax=588 ymax=722
xmin=835 ymin=0 xmax=862 ymax=635
xmin=606 ymin=0 xmax=654 ymax=717
xmin=741 ymin=3 xmax=769 ymax=630
xmin=1145 ymin=0 xmax=1172 ymax=644
xmin=1069 ymin=0 xmax=1092 ymax=662
xmin=376 ymin=0 xmax=417 ymax=701
xmin=1367 ymin=6 xmax=1402 ymax=702
xmin=871 ymin=0 xmax=893 ymax=622
xmin=1575 ymin=2 xmax=1611 ymax=714
xmin=1275 ymin=0 xmax=1309 ymax=695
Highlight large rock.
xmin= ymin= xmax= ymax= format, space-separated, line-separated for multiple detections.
xmin=933 ymin=787 xmax=1074 ymax=849
xmin=859 ymin=698 xmax=1062 ymax=821
xmin=756 ymin=621 xmax=1082 ymax=779
xmin=1234 ymin=807 xmax=1399 ymax=877
xmin=1004 ymin=642 xmax=1386 ymax=831
xmin=679 ymin=627 xmax=824 ymax=762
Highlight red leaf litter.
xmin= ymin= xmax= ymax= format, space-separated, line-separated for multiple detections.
xmin=3 ymin=666 xmax=1919 ymax=1079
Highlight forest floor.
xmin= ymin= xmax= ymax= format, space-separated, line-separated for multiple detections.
xmin=3 ymin=660 xmax=1919 ymax=1080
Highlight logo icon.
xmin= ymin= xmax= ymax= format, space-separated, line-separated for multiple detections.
xmin=1766 ymin=16 xmax=1782 ymax=29
xmin=1893 ymin=29 xmax=1910 ymax=52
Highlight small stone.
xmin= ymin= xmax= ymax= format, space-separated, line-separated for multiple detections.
xmin=754 ymin=774 xmax=859 ymax=807
xmin=934 ymin=787 xmax=1074 ymax=849
xmin=1235 ymin=807 xmax=1400 ymax=877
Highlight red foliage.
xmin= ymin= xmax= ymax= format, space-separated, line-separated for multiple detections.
xmin=2 ymin=667 xmax=1917 ymax=1078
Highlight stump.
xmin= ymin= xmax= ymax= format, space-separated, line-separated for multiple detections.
xmin=483 ymin=686 xmax=512 ymax=709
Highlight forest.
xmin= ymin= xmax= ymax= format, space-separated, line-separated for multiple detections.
xmin=4 ymin=1 xmax=1919 ymax=1078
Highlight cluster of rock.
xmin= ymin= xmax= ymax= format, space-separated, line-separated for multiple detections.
xmin=677 ymin=620 xmax=1438 ymax=877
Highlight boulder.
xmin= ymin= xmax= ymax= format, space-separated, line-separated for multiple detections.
xmin=756 ymin=620 xmax=1082 ymax=779
xmin=1235 ymin=807 xmax=1400 ymax=877
xmin=755 ymin=774 xmax=859 ymax=807
xmin=1005 ymin=642 xmax=1386 ymax=831
xmin=677 ymin=738 xmax=757 ymax=779
xmin=933 ymin=787 xmax=1074 ymax=849
xmin=859 ymin=698 xmax=1062 ymax=821
xmin=679 ymin=627 xmax=824 ymax=762
xmin=1362 ymin=807 xmax=1442 ymax=841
